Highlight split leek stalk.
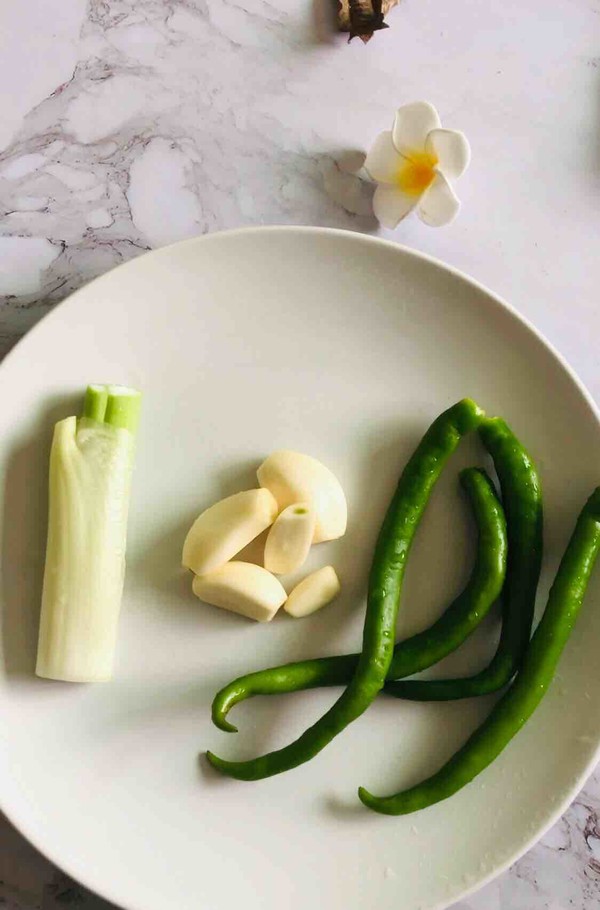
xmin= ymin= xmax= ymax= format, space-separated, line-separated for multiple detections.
xmin=35 ymin=384 xmax=141 ymax=682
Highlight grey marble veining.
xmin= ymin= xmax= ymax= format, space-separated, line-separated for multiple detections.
xmin=1 ymin=0 xmax=600 ymax=908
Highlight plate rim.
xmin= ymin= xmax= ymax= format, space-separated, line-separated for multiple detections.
xmin=1 ymin=224 xmax=599 ymax=910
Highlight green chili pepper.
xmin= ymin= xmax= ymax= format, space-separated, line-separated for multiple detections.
xmin=206 ymin=398 xmax=485 ymax=780
xmin=385 ymin=417 xmax=542 ymax=701
xmin=212 ymin=467 xmax=506 ymax=733
xmin=359 ymin=486 xmax=600 ymax=815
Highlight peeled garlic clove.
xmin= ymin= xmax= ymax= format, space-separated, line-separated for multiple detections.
xmin=182 ymin=489 xmax=278 ymax=575
xmin=284 ymin=566 xmax=341 ymax=618
xmin=257 ymin=451 xmax=347 ymax=543
xmin=264 ymin=502 xmax=316 ymax=575
xmin=193 ymin=561 xmax=287 ymax=622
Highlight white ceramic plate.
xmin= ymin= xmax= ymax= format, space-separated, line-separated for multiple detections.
xmin=1 ymin=227 xmax=599 ymax=910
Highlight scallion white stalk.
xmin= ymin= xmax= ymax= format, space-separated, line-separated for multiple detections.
xmin=35 ymin=384 xmax=141 ymax=682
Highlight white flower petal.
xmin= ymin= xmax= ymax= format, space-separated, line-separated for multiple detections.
xmin=373 ymin=183 xmax=416 ymax=228
xmin=417 ymin=172 xmax=460 ymax=227
xmin=392 ymin=102 xmax=441 ymax=156
xmin=364 ymin=131 xmax=402 ymax=184
xmin=426 ymin=129 xmax=471 ymax=180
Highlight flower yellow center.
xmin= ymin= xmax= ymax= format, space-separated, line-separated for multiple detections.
xmin=396 ymin=150 xmax=438 ymax=196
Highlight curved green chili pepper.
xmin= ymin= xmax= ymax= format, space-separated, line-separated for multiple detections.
xmin=206 ymin=398 xmax=485 ymax=780
xmin=385 ymin=417 xmax=542 ymax=701
xmin=212 ymin=467 xmax=507 ymax=733
xmin=359 ymin=486 xmax=600 ymax=815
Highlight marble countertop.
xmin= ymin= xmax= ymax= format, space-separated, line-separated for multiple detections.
xmin=1 ymin=1 xmax=599 ymax=908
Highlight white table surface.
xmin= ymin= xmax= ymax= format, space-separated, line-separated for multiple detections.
xmin=1 ymin=1 xmax=599 ymax=908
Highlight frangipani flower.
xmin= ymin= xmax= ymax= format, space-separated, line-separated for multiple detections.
xmin=365 ymin=101 xmax=470 ymax=228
